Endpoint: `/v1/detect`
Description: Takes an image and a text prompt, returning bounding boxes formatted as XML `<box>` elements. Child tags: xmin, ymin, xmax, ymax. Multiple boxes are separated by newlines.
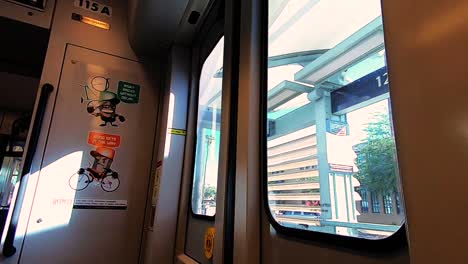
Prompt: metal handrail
<box><xmin>2</xmin><ymin>83</ymin><xmax>53</xmax><ymax>257</ymax></box>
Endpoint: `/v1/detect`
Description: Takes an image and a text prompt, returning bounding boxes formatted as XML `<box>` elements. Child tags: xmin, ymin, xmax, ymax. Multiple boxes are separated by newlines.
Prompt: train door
<box><xmin>231</xmin><ymin>0</ymin><xmax>467</xmax><ymax>263</ymax></box>
<box><xmin>258</xmin><ymin>0</ymin><xmax>410</xmax><ymax>262</ymax></box>
<box><xmin>171</xmin><ymin>1</ymin><xmax>233</xmax><ymax>263</ymax></box>
<box><xmin>229</xmin><ymin>0</ymin><xmax>411</xmax><ymax>262</ymax></box>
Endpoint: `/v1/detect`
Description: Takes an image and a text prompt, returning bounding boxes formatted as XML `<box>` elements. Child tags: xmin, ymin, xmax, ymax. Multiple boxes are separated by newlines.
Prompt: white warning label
<box><xmin>73</xmin><ymin>199</ymin><xmax>127</xmax><ymax>210</ymax></box>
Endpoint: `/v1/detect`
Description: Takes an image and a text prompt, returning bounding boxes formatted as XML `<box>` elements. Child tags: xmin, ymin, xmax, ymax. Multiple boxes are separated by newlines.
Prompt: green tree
<box><xmin>355</xmin><ymin>113</ymin><xmax>398</xmax><ymax>194</ymax></box>
<box><xmin>204</xmin><ymin>186</ymin><xmax>216</xmax><ymax>200</ymax></box>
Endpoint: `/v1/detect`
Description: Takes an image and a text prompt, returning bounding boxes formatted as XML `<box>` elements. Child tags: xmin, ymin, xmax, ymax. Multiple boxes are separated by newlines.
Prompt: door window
<box><xmin>191</xmin><ymin>37</ymin><xmax>224</xmax><ymax>217</ymax></box>
<box><xmin>265</xmin><ymin>0</ymin><xmax>405</xmax><ymax>239</ymax></box>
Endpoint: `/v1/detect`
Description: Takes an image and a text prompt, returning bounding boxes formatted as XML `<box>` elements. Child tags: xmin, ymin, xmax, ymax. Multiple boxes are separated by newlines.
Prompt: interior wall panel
<box><xmin>382</xmin><ymin>0</ymin><xmax>468</xmax><ymax>263</ymax></box>
<box><xmin>0</xmin><ymin>1</ymin><xmax>162</xmax><ymax>263</ymax></box>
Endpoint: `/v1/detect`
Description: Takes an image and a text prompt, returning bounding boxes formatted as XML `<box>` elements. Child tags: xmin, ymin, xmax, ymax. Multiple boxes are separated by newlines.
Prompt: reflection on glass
<box><xmin>191</xmin><ymin>37</ymin><xmax>224</xmax><ymax>217</ymax></box>
<box><xmin>266</xmin><ymin>0</ymin><xmax>405</xmax><ymax>239</ymax></box>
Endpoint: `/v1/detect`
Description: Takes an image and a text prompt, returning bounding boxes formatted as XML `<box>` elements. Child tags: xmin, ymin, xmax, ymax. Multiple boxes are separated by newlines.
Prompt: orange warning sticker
<box><xmin>88</xmin><ymin>131</ymin><xmax>121</xmax><ymax>148</ymax></box>
<box><xmin>204</xmin><ymin>227</ymin><xmax>215</xmax><ymax>259</ymax></box>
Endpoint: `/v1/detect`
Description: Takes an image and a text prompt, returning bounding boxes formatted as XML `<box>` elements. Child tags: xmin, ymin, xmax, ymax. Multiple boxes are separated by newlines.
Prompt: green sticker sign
<box><xmin>118</xmin><ymin>81</ymin><xmax>140</xmax><ymax>104</ymax></box>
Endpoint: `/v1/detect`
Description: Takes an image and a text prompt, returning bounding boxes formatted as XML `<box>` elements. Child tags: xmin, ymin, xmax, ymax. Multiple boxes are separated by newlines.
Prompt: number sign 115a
<box><xmin>74</xmin><ymin>0</ymin><xmax>112</xmax><ymax>17</ymax></box>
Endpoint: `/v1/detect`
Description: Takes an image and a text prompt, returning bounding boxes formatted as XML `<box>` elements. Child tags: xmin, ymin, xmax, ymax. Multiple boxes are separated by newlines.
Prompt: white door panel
<box><xmin>20</xmin><ymin>45</ymin><xmax>158</xmax><ymax>264</ymax></box>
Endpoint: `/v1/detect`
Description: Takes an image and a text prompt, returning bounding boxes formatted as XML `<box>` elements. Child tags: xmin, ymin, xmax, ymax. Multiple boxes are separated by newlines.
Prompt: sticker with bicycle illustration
<box><xmin>69</xmin><ymin>132</ymin><xmax>121</xmax><ymax>192</ymax></box>
<box><xmin>80</xmin><ymin>76</ymin><xmax>140</xmax><ymax>127</ymax></box>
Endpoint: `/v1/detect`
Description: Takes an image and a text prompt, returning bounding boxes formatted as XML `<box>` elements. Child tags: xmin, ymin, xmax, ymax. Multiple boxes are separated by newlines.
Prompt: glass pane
<box><xmin>360</xmin><ymin>189</ymin><xmax>369</xmax><ymax>213</ymax></box>
<box><xmin>383</xmin><ymin>195</ymin><xmax>393</xmax><ymax>214</ymax></box>
<box><xmin>0</xmin><ymin>157</ymin><xmax>22</xmax><ymax>206</ymax></box>
<box><xmin>266</xmin><ymin>0</ymin><xmax>405</xmax><ymax>239</ymax></box>
<box><xmin>191</xmin><ymin>37</ymin><xmax>224</xmax><ymax>217</ymax></box>
<box><xmin>372</xmin><ymin>192</ymin><xmax>381</xmax><ymax>213</ymax></box>
<box><xmin>395</xmin><ymin>192</ymin><xmax>402</xmax><ymax>214</ymax></box>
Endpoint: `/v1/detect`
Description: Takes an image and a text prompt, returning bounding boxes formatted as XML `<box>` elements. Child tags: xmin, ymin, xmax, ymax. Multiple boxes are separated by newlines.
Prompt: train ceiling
<box><xmin>128</xmin><ymin>0</ymin><xmax>214</xmax><ymax>57</ymax></box>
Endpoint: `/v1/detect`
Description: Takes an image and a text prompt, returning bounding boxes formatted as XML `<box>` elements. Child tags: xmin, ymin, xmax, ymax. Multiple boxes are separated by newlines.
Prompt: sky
<box><xmin>269</xmin><ymin>0</ymin><xmax>382</xmax><ymax>56</ymax></box>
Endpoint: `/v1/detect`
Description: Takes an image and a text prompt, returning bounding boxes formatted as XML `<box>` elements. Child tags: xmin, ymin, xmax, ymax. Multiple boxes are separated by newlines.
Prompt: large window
<box><xmin>191</xmin><ymin>37</ymin><xmax>224</xmax><ymax>217</ymax></box>
<box><xmin>265</xmin><ymin>0</ymin><xmax>405</xmax><ymax>239</ymax></box>
<box><xmin>360</xmin><ymin>189</ymin><xmax>369</xmax><ymax>213</ymax></box>
<box><xmin>383</xmin><ymin>194</ymin><xmax>393</xmax><ymax>214</ymax></box>
<box><xmin>395</xmin><ymin>192</ymin><xmax>402</xmax><ymax>214</ymax></box>
<box><xmin>371</xmin><ymin>192</ymin><xmax>381</xmax><ymax>213</ymax></box>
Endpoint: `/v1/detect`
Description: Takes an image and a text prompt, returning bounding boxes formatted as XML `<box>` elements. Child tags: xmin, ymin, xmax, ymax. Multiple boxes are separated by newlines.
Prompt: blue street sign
<box><xmin>331</xmin><ymin>66</ymin><xmax>389</xmax><ymax>113</ymax></box>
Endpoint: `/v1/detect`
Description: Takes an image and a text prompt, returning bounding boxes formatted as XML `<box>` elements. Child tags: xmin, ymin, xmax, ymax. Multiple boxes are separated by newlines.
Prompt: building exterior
<box><xmin>267</xmin><ymin>124</ymin><xmax>361</xmax><ymax>236</ymax></box>
<box><xmin>353</xmin><ymin>143</ymin><xmax>404</xmax><ymax>226</ymax></box>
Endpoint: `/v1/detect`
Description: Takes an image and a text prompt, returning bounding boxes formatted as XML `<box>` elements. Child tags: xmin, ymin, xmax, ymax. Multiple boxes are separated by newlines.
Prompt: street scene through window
<box><xmin>191</xmin><ymin>37</ymin><xmax>224</xmax><ymax>217</ymax></box>
<box><xmin>266</xmin><ymin>0</ymin><xmax>405</xmax><ymax>239</ymax></box>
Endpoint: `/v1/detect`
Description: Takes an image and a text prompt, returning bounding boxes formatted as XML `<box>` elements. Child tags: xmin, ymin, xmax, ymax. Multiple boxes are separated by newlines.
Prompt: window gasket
<box><xmin>259</xmin><ymin>0</ymin><xmax>407</xmax><ymax>253</ymax></box>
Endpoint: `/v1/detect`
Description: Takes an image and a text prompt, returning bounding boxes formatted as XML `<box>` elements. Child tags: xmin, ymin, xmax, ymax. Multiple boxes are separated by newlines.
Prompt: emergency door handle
<box><xmin>2</xmin><ymin>83</ymin><xmax>54</xmax><ymax>257</ymax></box>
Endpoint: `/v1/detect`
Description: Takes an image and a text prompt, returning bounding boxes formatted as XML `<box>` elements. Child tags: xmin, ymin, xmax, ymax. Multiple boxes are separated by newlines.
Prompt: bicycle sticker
<box><xmin>69</xmin><ymin>146</ymin><xmax>121</xmax><ymax>192</ymax></box>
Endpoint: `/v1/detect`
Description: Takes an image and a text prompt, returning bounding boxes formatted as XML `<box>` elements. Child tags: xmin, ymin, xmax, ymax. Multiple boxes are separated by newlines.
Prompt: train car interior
<box><xmin>0</xmin><ymin>0</ymin><xmax>466</xmax><ymax>263</ymax></box>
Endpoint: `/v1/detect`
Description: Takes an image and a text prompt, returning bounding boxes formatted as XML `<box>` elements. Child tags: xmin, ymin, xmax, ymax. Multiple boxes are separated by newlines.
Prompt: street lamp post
<box><xmin>201</xmin><ymin>134</ymin><xmax>215</xmax><ymax>215</ymax></box>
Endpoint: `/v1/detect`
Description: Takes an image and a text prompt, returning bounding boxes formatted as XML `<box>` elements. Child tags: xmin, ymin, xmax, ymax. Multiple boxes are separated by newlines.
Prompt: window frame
<box><xmin>259</xmin><ymin>0</ymin><xmax>407</xmax><ymax>252</ymax></box>
<box><xmin>188</xmin><ymin>25</ymin><xmax>225</xmax><ymax>221</ymax></box>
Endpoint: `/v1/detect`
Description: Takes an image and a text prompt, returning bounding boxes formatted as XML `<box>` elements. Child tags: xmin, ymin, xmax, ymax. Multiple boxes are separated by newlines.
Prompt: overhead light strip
<box><xmin>71</xmin><ymin>13</ymin><xmax>110</xmax><ymax>30</ymax></box>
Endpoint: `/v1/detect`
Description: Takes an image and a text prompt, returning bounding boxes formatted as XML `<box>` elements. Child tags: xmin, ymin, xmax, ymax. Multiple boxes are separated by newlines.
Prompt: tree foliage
<box><xmin>204</xmin><ymin>186</ymin><xmax>217</xmax><ymax>200</ymax></box>
<box><xmin>355</xmin><ymin>113</ymin><xmax>398</xmax><ymax>194</ymax></box>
